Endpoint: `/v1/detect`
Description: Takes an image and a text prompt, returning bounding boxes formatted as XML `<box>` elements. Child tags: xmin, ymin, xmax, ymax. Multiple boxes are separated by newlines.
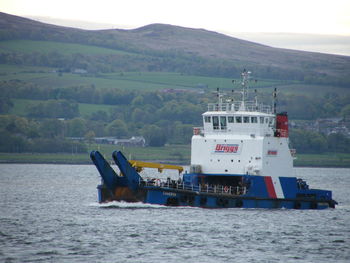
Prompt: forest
<box><xmin>1</xmin><ymin>80</ymin><xmax>350</xmax><ymax>154</ymax></box>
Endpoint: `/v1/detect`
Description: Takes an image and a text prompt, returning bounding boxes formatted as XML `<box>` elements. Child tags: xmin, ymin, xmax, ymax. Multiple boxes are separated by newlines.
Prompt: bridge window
<box><xmin>228</xmin><ymin>116</ymin><xmax>234</xmax><ymax>123</ymax></box>
<box><xmin>260</xmin><ymin>117</ymin><xmax>264</xmax><ymax>124</ymax></box>
<box><xmin>213</xmin><ymin>116</ymin><xmax>219</xmax><ymax>130</ymax></box>
<box><xmin>204</xmin><ymin>116</ymin><xmax>211</xmax><ymax>123</ymax></box>
<box><xmin>220</xmin><ymin>116</ymin><xmax>227</xmax><ymax>130</ymax></box>
<box><xmin>243</xmin><ymin>116</ymin><xmax>250</xmax><ymax>123</ymax></box>
<box><xmin>235</xmin><ymin>116</ymin><xmax>242</xmax><ymax>123</ymax></box>
<box><xmin>251</xmin><ymin>117</ymin><xmax>258</xmax><ymax>123</ymax></box>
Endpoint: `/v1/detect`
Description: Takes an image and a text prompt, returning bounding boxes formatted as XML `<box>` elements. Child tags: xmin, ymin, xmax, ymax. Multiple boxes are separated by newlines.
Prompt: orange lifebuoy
<box><xmin>224</xmin><ymin>186</ymin><xmax>229</xmax><ymax>193</ymax></box>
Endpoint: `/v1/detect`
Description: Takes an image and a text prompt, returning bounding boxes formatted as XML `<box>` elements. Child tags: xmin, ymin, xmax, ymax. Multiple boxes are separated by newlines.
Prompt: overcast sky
<box><xmin>2</xmin><ymin>0</ymin><xmax>350</xmax><ymax>55</ymax></box>
<box><xmin>2</xmin><ymin>0</ymin><xmax>350</xmax><ymax>34</ymax></box>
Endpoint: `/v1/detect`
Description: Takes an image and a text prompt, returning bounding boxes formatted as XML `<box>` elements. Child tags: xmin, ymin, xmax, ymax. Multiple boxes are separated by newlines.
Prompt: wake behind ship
<box><xmin>90</xmin><ymin>70</ymin><xmax>337</xmax><ymax>209</ymax></box>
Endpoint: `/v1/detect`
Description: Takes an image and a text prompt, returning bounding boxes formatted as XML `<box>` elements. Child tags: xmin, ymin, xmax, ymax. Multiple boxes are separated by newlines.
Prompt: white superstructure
<box><xmin>190</xmin><ymin>70</ymin><xmax>293</xmax><ymax>180</ymax></box>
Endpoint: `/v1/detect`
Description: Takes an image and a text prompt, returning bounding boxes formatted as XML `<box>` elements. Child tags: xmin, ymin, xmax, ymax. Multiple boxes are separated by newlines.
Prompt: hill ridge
<box><xmin>0</xmin><ymin>12</ymin><xmax>349</xmax><ymax>85</ymax></box>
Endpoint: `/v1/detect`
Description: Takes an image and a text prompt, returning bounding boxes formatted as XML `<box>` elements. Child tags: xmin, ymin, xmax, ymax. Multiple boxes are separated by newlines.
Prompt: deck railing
<box><xmin>207</xmin><ymin>102</ymin><xmax>272</xmax><ymax>114</ymax></box>
<box><xmin>140</xmin><ymin>180</ymin><xmax>247</xmax><ymax>196</ymax></box>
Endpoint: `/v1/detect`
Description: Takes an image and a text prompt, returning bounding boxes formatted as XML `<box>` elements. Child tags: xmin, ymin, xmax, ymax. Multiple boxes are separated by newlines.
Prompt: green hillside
<box><xmin>0</xmin><ymin>66</ymin><xmax>285</xmax><ymax>91</ymax></box>
<box><xmin>0</xmin><ymin>40</ymin><xmax>132</xmax><ymax>55</ymax></box>
<box><xmin>2</xmin><ymin>64</ymin><xmax>348</xmax><ymax>96</ymax></box>
<box><xmin>9</xmin><ymin>99</ymin><xmax>115</xmax><ymax>116</ymax></box>
<box><xmin>1</xmin><ymin>12</ymin><xmax>350</xmax><ymax>86</ymax></box>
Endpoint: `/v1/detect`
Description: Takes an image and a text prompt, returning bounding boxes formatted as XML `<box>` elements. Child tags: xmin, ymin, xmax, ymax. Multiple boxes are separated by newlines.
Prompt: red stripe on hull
<box><xmin>264</xmin><ymin>176</ymin><xmax>277</xmax><ymax>198</ymax></box>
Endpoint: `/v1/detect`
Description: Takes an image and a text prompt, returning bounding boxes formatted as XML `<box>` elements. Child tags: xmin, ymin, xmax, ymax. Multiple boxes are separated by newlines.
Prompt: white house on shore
<box><xmin>114</xmin><ymin>136</ymin><xmax>146</xmax><ymax>147</ymax></box>
<box><xmin>69</xmin><ymin>136</ymin><xmax>146</xmax><ymax>147</ymax></box>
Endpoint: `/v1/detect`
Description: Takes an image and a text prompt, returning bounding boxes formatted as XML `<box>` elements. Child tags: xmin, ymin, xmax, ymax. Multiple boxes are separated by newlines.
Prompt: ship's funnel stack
<box><xmin>276</xmin><ymin>112</ymin><xmax>289</xmax><ymax>138</ymax></box>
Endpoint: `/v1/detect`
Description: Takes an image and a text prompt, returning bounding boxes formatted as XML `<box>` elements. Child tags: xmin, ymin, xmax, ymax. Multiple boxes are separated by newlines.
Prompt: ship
<box><xmin>90</xmin><ymin>70</ymin><xmax>337</xmax><ymax>209</ymax></box>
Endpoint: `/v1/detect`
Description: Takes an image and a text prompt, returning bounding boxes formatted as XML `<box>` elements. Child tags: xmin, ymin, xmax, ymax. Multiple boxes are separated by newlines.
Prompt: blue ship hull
<box><xmin>91</xmin><ymin>150</ymin><xmax>337</xmax><ymax>209</ymax></box>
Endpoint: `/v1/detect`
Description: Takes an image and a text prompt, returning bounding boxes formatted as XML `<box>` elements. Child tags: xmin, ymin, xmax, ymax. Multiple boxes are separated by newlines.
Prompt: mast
<box><xmin>213</xmin><ymin>87</ymin><xmax>226</xmax><ymax>111</ymax></box>
<box><xmin>239</xmin><ymin>69</ymin><xmax>251</xmax><ymax>111</ymax></box>
<box><xmin>273</xmin><ymin>87</ymin><xmax>277</xmax><ymax>114</ymax></box>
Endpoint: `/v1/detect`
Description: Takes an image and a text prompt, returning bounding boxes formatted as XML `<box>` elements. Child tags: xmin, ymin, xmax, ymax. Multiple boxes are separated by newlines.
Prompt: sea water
<box><xmin>0</xmin><ymin>164</ymin><xmax>349</xmax><ymax>263</ymax></box>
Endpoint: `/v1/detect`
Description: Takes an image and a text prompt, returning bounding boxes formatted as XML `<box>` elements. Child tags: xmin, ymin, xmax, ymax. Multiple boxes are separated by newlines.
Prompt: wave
<box><xmin>90</xmin><ymin>201</ymin><xmax>168</xmax><ymax>209</ymax></box>
<box><xmin>89</xmin><ymin>201</ymin><xmax>202</xmax><ymax>210</ymax></box>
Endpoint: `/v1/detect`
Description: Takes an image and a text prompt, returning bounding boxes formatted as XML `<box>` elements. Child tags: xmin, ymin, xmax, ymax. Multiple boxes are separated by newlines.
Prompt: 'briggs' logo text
<box><xmin>267</xmin><ymin>150</ymin><xmax>277</xmax><ymax>156</ymax></box>
<box><xmin>215</xmin><ymin>144</ymin><xmax>239</xmax><ymax>153</ymax></box>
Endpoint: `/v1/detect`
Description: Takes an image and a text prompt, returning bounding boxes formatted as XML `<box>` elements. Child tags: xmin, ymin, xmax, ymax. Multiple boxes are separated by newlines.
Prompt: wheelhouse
<box><xmin>202</xmin><ymin>111</ymin><xmax>275</xmax><ymax>136</ymax></box>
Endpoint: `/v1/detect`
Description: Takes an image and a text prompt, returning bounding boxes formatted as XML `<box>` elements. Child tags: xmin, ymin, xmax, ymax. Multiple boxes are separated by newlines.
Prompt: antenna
<box><xmin>273</xmin><ymin>88</ymin><xmax>277</xmax><ymax>114</ymax></box>
<box><xmin>211</xmin><ymin>88</ymin><xmax>219</xmax><ymax>100</ymax></box>
<box><xmin>239</xmin><ymin>69</ymin><xmax>251</xmax><ymax>111</ymax></box>
<box><xmin>216</xmin><ymin>87</ymin><xmax>220</xmax><ymax>105</ymax></box>
<box><xmin>231</xmin><ymin>70</ymin><xmax>261</xmax><ymax>112</ymax></box>
<box><xmin>212</xmin><ymin>87</ymin><xmax>225</xmax><ymax>110</ymax></box>
<box><xmin>231</xmin><ymin>79</ymin><xmax>236</xmax><ymax>100</ymax></box>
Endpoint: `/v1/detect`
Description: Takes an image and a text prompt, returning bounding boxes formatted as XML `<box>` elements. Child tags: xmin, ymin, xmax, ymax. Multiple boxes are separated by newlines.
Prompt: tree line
<box><xmin>1</xmin><ymin>80</ymin><xmax>350</xmax><ymax>153</ymax></box>
<box><xmin>0</xmin><ymin>115</ymin><xmax>87</xmax><ymax>153</ymax></box>
<box><xmin>289</xmin><ymin>129</ymin><xmax>350</xmax><ymax>154</ymax></box>
<box><xmin>2</xmin><ymin>80</ymin><xmax>350</xmax><ymax>120</ymax></box>
<box><xmin>1</xmin><ymin>114</ymin><xmax>350</xmax><ymax>154</ymax></box>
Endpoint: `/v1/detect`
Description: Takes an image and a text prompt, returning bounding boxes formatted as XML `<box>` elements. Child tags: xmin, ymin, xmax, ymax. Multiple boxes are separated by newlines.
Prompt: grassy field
<box><xmin>8</xmin><ymin>99</ymin><xmax>36</xmax><ymax>115</ymax></box>
<box><xmin>294</xmin><ymin>153</ymin><xmax>350</xmax><ymax>167</ymax></box>
<box><xmin>78</xmin><ymin>103</ymin><xmax>116</xmax><ymax>116</ymax></box>
<box><xmin>0</xmin><ymin>40</ymin><xmax>133</xmax><ymax>56</ymax></box>
<box><xmin>0</xmin><ymin>64</ymin><xmax>54</xmax><ymax>74</ymax></box>
<box><xmin>1</xmin><ymin>145</ymin><xmax>349</xmax><ymax>168</ymax></box>
<box><xmin>9</xmin><ymin>99</ymin><xmax>117</xmax><ymax>116</ymax></box>
<box><xmin>0</xmin><ymin>144</ymin><xmax>191</xmax><ymax>165</ymax></box>
<box><xmin>1</xmin><ymin>61</ymin><xmax>348</xmax><ymax>96</ymax></box>
<box><xmin>3</xmin><ymin>69</ymin><xmax>289</xmax><ymax>117</ymax></box>
<box><xmin>104</xmin><ymin>72</ymin><xmax>282</xmax><ymax>90</ymax></box>
<box><xmin>0</xmin><ymin>65</ymin><xmax>284</xmax><ymax>91</ymax></box>
<box><xmin>271</xmin><ymin>84</ymin><xmax>350</xmax><ymax>97</ymax></box>
<box><xmin>2</xmin><ymin>38</ymin><xmax>277</xmax><ymax>92</ymax></box>
<box><xmin>1</xmin><ymin>70</ymin><xmax>228</xmax><ymax>91</ymax></box>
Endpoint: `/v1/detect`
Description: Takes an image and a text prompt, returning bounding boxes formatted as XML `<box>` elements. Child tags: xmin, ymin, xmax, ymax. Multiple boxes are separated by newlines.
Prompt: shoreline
<box><xmin>0</xmin><ymin>151</ymin><xmax>349</xmax><ymax>168</ymax></box>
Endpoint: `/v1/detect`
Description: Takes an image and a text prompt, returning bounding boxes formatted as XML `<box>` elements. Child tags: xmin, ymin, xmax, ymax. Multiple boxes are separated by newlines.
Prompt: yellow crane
<box><xmin>129</xmin><ymin>160</ymin><xmax>183</xmax><ymax>174</ymax></box>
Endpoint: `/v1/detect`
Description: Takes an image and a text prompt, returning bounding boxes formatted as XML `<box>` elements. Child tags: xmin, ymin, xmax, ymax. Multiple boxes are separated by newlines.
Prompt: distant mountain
<box><xmin>232</xmin><ymin>32</ymin><xmax>350</xmax><ymax>56</ymax></box>
<box><xmin>0</xmin><ymin>12</ymin><xmax>349</xmax><ymax>86</ymax></box>
<box><xmin>109</xmin><ymin>24</ymin><xmax>349</xmax><ymax>75</ymax></box>
<box><xmin>26</xmin><ymin>15</ymin><xmax>350</xmax><ymax>56</ymax></box>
